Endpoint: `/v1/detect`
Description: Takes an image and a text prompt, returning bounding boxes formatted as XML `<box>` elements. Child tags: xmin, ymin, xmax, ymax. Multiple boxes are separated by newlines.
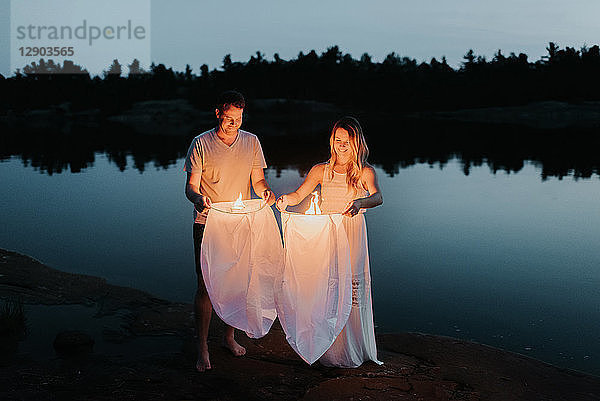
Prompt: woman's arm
<box><xmin>343</xmin><ymin>166</ymin><xmax>383</xmax><ymax>216</ymax></box>
<box><xmin>276</xmin><ymin>164</ymin><xmax>324</xmax><ymax>210</ymax></box>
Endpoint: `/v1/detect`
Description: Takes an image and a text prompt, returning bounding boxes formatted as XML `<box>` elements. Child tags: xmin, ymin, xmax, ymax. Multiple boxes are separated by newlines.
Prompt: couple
<box><xmin>184</xmin><ymin>91</ymin><xmax>383</xmax><ymax>372</ymax></box>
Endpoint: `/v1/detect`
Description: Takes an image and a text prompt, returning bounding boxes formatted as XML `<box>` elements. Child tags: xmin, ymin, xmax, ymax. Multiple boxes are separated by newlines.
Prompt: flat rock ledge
<box><xmin>1</xmin><ymin>248</ymin><xmax>598</xmax><ymax>400</ymax></box>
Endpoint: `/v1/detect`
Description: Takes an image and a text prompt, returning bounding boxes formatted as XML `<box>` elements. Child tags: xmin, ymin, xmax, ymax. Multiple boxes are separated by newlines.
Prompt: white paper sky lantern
<box><xmin>276</xmin><ymin>210</ymin><xmax>353</xmax><ymax>364</ymax></box>
<box><xmin>201</xmin><ymin>198</ymin><xmax>282</xmax><ymax>338</ymax></box>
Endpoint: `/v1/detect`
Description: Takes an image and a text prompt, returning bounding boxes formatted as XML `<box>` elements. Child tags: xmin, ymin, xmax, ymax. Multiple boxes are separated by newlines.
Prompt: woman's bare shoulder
<box><xmin>309</xmin><ymin>162</ymin><xmax>328</xmax><ymax>175</ymax></box>
<box><xmin>361</xmin><ymin>164</ymin><xmax>377</xmax><ymax>177</ymax></box>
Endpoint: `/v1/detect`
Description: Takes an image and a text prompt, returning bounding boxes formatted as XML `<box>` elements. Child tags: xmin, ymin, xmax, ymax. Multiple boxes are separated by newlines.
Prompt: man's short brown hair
<box><xmin>216</xmin><ymin>90</ymin><xmax>245</xmax><ymax>112</ymax></box>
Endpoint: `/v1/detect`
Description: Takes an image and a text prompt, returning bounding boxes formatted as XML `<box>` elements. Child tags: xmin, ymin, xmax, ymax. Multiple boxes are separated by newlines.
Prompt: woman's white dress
<box><xmin>318</xmin><ymin>164</ymin><xmax>382</xmax><ymax>367</ymax></box>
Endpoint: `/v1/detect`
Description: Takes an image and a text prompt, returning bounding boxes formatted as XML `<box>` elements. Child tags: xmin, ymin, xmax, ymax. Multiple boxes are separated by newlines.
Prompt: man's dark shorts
<box><xmin>193</xmin><ymin>223</ymin><xmax>205</xmax><ymax>275</ymax></box>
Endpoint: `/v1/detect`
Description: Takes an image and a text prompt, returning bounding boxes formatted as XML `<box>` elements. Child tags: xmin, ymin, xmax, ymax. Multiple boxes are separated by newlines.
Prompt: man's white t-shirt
<box><xmin>184</xmin><ymin>128</ymin><xmax>267</xmax><ymax>224</ymax></box>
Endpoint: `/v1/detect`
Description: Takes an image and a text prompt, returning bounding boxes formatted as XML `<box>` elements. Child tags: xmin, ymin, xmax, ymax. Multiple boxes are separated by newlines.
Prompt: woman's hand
<box><xmin>343</xmin><ymin>199</ymin><xmax>362</xmax><ymax>217</ymax></box>
<box><xmin>276</xmin><ymin>195</ymin><xmax>290</xmax><ymax>211</ymax></box>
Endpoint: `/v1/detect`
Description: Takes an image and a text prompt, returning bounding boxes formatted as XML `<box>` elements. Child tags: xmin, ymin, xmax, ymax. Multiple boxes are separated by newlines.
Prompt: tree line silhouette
<box><xmin>1</xmin><ymin>42</ymin><xmax>599</xmax><ymax>115</ymax></box>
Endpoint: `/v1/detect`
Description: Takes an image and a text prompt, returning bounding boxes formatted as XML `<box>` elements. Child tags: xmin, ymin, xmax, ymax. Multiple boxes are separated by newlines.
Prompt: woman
<box><xmin>277</xmin><ymin>116</ymin><xmax>383</xmax><ymax>367</ymax></box>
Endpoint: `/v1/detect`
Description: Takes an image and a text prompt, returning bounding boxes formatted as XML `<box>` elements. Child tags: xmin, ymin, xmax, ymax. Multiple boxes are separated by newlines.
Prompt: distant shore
<box><xmin>2</xmin><ymin>99</ymin><xmax>600</xmax><ymax>136</ymax></box>
<box><xmin>418</xmin><ymin>100</ymin><xmax>600</xmax><ymax>130</ymax></box>
<box><xmin>1</xmin><ymin>247</ymin><xmax>599</xmax><ymax>400</ymax></box>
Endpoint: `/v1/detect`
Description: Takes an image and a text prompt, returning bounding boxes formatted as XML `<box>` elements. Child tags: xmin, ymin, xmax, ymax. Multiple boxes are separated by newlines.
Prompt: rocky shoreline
<box><xmin>1</xmin><ymin>248</ymin><xmax>599</xmax><ymax>400</ymax></box>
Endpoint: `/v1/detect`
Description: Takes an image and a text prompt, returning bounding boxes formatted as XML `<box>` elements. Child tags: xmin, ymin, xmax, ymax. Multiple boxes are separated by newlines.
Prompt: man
<box><xmin>184</xmin><ymin>90</ymin><xmax>275</xmax><ymax>372</ymax></box>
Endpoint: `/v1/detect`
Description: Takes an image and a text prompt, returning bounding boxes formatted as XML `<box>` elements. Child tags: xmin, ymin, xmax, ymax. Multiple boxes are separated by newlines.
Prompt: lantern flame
<box><xmin>232</xmin><ymin>193</ymin><xmax>246</xmax><ymax>210</ymax></box>
<box><xmin>305</xmin><ymin>191</ymin><xmax>321</xmax><ymax>215</ymax></box>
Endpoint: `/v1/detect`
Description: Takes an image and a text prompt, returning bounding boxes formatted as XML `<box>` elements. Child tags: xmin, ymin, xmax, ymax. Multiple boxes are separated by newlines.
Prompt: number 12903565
<box><xmin>19</xmin><ymin>47</ymin><xmax>74</xmax><ymax>57</ymax></box>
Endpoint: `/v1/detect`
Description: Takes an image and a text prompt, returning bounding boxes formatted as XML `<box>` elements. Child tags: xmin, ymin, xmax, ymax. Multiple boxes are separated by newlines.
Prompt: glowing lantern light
<box><xmin>304</xmin><ymin>191</ymin><xmax>321</xmax><ymax>215</ymax></box>
<box><xmin>231</xmin><ymin>192</ymin><xmax>246</xmax><ymax>211</ymax></box>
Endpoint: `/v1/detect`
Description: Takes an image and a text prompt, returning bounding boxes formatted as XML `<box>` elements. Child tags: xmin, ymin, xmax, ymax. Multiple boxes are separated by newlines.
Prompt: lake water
<box><xmin>1</xmin><ymin>146</ymin><xmax>599</xmax><ymax>376</ymax></box>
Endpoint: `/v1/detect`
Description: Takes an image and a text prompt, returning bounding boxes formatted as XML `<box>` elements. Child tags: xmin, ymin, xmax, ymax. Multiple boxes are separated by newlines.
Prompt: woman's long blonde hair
<box><xmin>328</xmin><ymin>116</ymin><xmax>369</xmax><ymax>192</ymax></box>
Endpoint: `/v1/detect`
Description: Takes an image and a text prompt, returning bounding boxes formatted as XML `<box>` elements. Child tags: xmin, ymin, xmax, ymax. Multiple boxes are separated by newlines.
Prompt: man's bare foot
<box><xmin>196</xmin><ymin>344</ymin><xmax>211</xmax><ymax>372</ymax></box>
<box><xmin>223</xmin><ymin>337</ymin><xmax>246</xmax><ymax>357</ymax></box>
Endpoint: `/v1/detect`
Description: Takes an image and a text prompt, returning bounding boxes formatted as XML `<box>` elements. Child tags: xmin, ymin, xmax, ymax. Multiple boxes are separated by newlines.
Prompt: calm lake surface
<box><xmin>1</xmin><ymin>145</ymin><xmax>599</xmax><ymax>376</ymax></box>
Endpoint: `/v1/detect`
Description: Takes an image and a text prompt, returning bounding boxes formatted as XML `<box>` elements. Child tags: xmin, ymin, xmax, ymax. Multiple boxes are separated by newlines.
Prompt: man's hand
<box><xmin>194</xmin><ymin>195</ymin><xmax>212</xmax><ymax>212</ymax></box>
<box><xmin>261</xmin><ymin>189</ymin><xmax>275</xmax><ymax>206</ymax></box>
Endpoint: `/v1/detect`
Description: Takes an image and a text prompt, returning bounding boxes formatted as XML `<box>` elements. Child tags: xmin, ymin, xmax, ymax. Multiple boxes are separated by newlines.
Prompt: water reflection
<box><xmin>362</xmin><ymin>117</ymin><xmax>600</xmax><ymax>180</ymax></box>
<box><xmin>2</xmin><ymin>118</ymin><xmax>600</xmax><ymax>180</ymax></box>
<box><xmin>0</xmin><ymin>122</ymin><xmax>189</xmax><ymax>175</ymax></box>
